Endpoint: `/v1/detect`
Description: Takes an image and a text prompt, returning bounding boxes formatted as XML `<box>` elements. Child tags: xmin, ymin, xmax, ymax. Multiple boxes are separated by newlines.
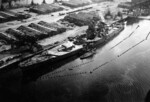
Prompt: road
<box><xmin>0</xmin><ymin>3</ymin><xmax>97</xmax><ymax>31</ymax></box>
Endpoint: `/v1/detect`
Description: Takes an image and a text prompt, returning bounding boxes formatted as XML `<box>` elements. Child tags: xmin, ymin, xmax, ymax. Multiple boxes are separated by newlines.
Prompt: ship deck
<box><xmin>48</xmin><ymin>41</ymin><xmax>83</xmax><ymax>56</ymax></box>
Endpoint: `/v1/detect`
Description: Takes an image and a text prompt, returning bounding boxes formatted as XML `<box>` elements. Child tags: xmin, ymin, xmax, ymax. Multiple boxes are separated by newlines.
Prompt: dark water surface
<box><xmin>1</xmin><ymin>18</ymin><xmax>150</xmax><ymax>102</ymax></box>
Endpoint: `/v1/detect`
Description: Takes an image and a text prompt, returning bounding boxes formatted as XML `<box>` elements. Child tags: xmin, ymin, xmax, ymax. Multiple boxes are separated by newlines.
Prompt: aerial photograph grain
<box><xmin>0</xmin><ymin>0</ymin><xmax>150</xmax><ymax>102</ymax></box>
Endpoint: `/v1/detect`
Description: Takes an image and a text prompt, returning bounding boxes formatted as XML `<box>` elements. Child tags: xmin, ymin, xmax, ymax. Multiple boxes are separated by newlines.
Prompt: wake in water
<box><xmin>40</xmin><ymin>28</ymin><xmax>150</xmax><ymax>79</ymax></box>
<box><xmin>118</xmin><ymin>31</ymin><xmax>150</xmax><ymax>57</ymax></box>
<box><xmin>110</xmin><ymin>25</ymin><xmax>140</xmax><ymax>50</ymax></box>
<box><xmin>90</xmin><ymin>30</ymin><xmax>150</xmax><ymax>73</ymax></box>
<box><xmin>40</xmin><ymin>60</ymin><xmax>94</xmax><ymax>79</ymax></box>
<box><xmin>41</xmin><ymin>71</ymin><xmax>87</xmax><ymax>80</ymax></box>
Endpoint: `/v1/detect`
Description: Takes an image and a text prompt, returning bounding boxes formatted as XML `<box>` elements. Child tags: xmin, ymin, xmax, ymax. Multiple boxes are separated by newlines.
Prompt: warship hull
<box><xmin>19</xmin><ymin>41</ymin><xmax>83</xmax><ymax>71</ymax></box>
<box><xmin>85</xmin><ymin>23</ymin><xmax>124</xmax><ymax>48</ymax></box>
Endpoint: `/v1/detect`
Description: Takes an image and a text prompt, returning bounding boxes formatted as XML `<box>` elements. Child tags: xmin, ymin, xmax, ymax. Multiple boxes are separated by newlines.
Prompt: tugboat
<box><xmin>80</xmin><ymin>48</ymin><xmax>96</xmax><ymax>59</ymax></box>
<box><xmin>19</xmin><ymin>40</ymin><xmax>83</xmax><ymax>70</ymax></box>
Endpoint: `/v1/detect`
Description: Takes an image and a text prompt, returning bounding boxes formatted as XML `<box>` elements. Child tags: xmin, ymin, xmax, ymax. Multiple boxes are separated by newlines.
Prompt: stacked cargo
<box><xmin>30</xmin><ymin>4</ymin><xmax>63</xmax><ymax>14</ymax></box>
<box><xmin>49</xmin><ymin>22</ymin><xmax>66</xmax><ymax>30</ymax></box>
<box><xmin>5</xmin><ymin>28</ymin><xmax>25</xmax><ymax>40</ymax></box>
<box><xmin>38</xmin><ymin>21</ymin><xmax>66</xmax><ymax>35</ymax></box>
<box><xmin>4</xmin><ymin>10</ymin><xmax>19</xmax><ymax>17</ymax></box>
<box><xmin>0</xmin><ymin>32</ymin><xmax>18</xmax><ymax>44</ymax></box>
<box><xmin>0</xmin><ymin>11</ymin><xmax>16</xmax><ymax>18</ymax></box>
<box><xmin>0</xmin><ymin>11</ymin><xmax>31</xmax><ymax>23</ymax></box>
<box><xmin>62</xmin><ymin>0</ymin><xmax>91</xmax><ymax>8</ymax></box>
<box><xmin>91</xmin><ymin>0</ymin><xmax>105</xmax><ymax>3</ymax></box>
<box><xmin>4</xmin><ymin>28</ymin><xmax>33</xmax><ymax>45</ymax></box>
<box><xmin>28</xmin><ymin>23</ymin><xmax>55</xmax><ymax>37</ymax></box>
<box><xmin>0</xmin><ymin>20</ymin><xmax>68</xmax><ymax>46</ymax></box>
<box><xmin>0</xmin><ymin>11</ymin><xmax>15</xmax><ymax>23</ymax></box>
<box><xmin>17</xmin><ymin>26</ymin><xmax>41</xmax><ymax>41</ymax></box>
<box><xmin>6</xmin><ymin>10</ymin><xmax>31</xmax><ymax>19</ymax></box>
<box><xmin>63</xmin><ymin>11</ymin><xmax>100</xmax><ymax>26</ymax></box>
<box><xmin>0</xmin><ymin>15</ymin><xmax>6</xmax><ymax>23</ymax></box>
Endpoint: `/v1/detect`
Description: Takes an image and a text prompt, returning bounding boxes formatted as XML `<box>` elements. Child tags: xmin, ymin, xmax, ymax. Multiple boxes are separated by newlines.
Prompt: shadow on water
<box><xmin>0</xmin><ymin>68</ymin><xmax>24</xmax><ymax>102</ymax></box>
<box><xmin>37</xmin><ymin>82</ymin><xmax>78</xmax><ymax>102</ymax></box>
<box><xmin>79</xmin><ymin>82</ymin><xmax>109</xmax><ymax>102</ymax></box>
<box><xmin>0</xmin><ymin>55</ymin><xmax>82</xmax><ymax>102</ymax></box>
<box><xmin>22</xmin><ymin>55</ymin><xmax>80</xmax><ymax>83</ymax></box>
<box><xmin>145</xmin><ymin>90</ymin><xmax>150</xmax><ymax>102</ymax></box>
<box><xmin>40</xmin><ymin>82</ymin><xmax>109</xmax><ymax>102</ymax></box>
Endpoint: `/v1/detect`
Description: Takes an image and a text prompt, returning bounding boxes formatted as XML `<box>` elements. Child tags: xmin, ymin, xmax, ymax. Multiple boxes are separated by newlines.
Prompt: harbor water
<box><xmin>1</xmin><ymin>18</ymin><xmax>150</xmax><ymax>102</ymax></box>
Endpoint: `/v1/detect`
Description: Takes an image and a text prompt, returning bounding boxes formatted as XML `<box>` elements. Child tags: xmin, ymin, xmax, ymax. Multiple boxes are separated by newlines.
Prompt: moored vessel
<box><xmin>19</xmin><ymin>40</ymin><xmax>83</xmax><ymax>70</ymax></box>
<box><xmin>80</xmin><ymin>49</ymin><xmax>96</xmax><ymax>59</ymax></box>
<box><xmin>83</xmin><ymin>21</ymin><xmax>125</xmax><ymax>48</ymax></box>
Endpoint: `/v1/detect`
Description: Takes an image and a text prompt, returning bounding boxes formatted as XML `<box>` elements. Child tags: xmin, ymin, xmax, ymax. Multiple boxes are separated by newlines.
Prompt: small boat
<box><xmin>80</xmin><ymin>49</ymin><xmax>96</xmax><ymax>59</ymax></box>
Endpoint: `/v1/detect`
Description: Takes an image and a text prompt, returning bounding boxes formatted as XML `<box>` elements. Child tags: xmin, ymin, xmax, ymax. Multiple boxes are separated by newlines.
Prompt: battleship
<box><xmin>19</xmin><ymin>40</ymin><xmax>83</xmax><ymax>70</ymax></box>
<box><xmin>83</xmin><ymin>22</ymin><xmax>125</xmax><ymax>47</ymax></box>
